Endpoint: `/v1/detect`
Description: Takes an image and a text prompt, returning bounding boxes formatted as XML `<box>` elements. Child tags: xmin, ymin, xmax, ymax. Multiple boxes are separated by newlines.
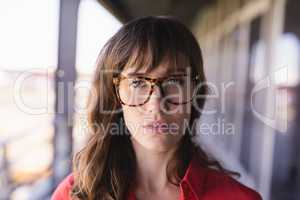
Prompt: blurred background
<box><xmin>0</xmin><ymin>0</ymin><xmax>299</xmax><ymax>199</ymax></box>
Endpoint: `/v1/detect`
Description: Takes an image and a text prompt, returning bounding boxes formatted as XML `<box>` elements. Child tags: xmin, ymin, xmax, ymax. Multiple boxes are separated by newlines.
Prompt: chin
<box><xmin>145</xmin><ymin>144</ymin><xmax>175</xmax><ymax>152</ymax></box>
<box><xmin>141</xmin><ymin>138</ymin><xmax>180</xmax><ymax>152</ymax></box>
<box><xmin>130</xmin><ymin>129</ymin><xmax>182</xmax><ymax>152</ymax></box>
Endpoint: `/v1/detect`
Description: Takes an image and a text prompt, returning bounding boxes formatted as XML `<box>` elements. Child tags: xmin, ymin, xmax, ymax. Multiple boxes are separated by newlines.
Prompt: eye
<box><xmin>166</xmin><ymin>78</ymin><xmax>184</xmax><ymax>85</ymax></box>
<box><xmin>129</xmin><ymin>78</ymin><xmax>147</xmax><ymax>88</ymax></box>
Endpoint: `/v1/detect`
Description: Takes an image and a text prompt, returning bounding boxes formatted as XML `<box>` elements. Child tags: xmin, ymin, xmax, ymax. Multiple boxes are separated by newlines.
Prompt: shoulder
<box><xmin>51</xmin><ymin>174</ymin><xmax>74</xmax><ymax>200</ymax></box>
<box><xmin>202</xmin><ymin>168</ymin><xmax>262</xmax><ymax>200</ymax></box>
<box><xmin>183</xmin><ymin>153</ymin><xmax>262</xmax><ymax>200</ymax></box>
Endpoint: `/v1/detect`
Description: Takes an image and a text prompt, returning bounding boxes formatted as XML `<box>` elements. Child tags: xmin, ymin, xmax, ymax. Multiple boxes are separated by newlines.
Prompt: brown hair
<box><xmin>70</xmin><ymin>16</ymin><xmax>237</xmax><ymax>200</ymax></box>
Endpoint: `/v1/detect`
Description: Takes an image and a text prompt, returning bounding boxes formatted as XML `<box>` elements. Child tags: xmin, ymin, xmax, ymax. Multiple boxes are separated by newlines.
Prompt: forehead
<box><xmin>121</xmin><ymin>63</ymin><xmax>188</xmax><ymax>77</ymax></box>
<box><xmin>121</xmin><ymin>53</ymin><xmax>190</xmax><ymax>77</ymax></box>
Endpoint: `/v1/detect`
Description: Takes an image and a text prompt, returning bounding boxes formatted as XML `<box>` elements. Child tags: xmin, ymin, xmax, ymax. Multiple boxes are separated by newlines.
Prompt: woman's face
<box><xmin>119</xmin><ymin>62</ymin><xmax>194</xmax><ymax>152</ymax></box>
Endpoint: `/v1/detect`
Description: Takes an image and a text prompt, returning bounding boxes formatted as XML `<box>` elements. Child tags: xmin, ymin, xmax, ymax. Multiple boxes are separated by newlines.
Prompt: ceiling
<box><xmin>98</xmin><ymin>0</ymin><xmax>300</xmax><ymax>39</ymax></box>
<box><xmin>97</xmin><ymin>0</ymin><xmax>214</xmax><ymax>26</ymax></box>
<box><xmin>284</xmin><ymin>0</ymin><xmax>300</xmax><ymax>38</ymax></box>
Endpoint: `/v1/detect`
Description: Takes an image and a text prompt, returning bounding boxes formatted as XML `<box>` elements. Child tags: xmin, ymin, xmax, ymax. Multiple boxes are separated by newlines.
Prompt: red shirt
<box><xmin>51</xmin><ymin>154</ymin><xmax>262</xmax><ymax>200</ymax></box>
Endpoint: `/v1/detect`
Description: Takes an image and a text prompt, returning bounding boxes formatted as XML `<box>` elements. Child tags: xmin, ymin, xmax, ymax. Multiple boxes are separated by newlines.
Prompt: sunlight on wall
<box><xmin>0</xmin><ymin>0</ymin><xmax>59</xmax><ymax>70</ymax></box>
<box><xmin>76</xmin><ymin>0</ymin><xmax>122</xmax><ymax>74</ymax></box>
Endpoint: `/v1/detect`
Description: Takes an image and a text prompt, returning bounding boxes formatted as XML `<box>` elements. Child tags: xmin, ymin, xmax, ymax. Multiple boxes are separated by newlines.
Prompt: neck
<box><xmin>131</xmin><ymin>139</ymin><xmax>178</xmax><ymax>194</ymax></box>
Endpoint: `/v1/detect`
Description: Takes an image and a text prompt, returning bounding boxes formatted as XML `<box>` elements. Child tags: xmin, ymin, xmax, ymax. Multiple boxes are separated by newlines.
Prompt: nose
<box><xmin>145</xmin><ymin>84</ymin><xmax>168</xmax><ymax>113</ymax></box>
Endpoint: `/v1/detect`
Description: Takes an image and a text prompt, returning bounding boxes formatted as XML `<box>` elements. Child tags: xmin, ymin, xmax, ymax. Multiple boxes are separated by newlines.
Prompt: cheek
<box><xmin>161</xmin><ymin>102</ymin><xmax>192</xmax><ymax>117</ymax></box>
<box><xmin>169</xmin><ymin>103</ymin><xmax>192</xmax><ymax>120</ymax></box>
<box><xmin>169</xmin><ymin>104</ymin><xmax>192</xmax><ymax>133</ymax></box>
<box><xmin>122</xmin><ymin>106</ymin><xmax>142</xmax><ymax>135</ymax></box>
<box><xmin>122</xmin><ymin>106</ymin><xmax>142</xmax><ymax>119</ymax></box>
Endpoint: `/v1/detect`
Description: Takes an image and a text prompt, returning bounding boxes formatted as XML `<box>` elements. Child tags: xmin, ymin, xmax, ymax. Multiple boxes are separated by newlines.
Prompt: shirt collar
<box><xmin>180</xmin><ymin>153</ymin><xmax>206</xmax><ymax>200</ymax></box>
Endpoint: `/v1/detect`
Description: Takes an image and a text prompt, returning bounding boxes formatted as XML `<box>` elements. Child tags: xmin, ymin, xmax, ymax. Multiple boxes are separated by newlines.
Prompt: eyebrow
<box><xmin>126</xmin><ymin>69</ymin><xmax>187</xmax><ymax>77</ymax></box>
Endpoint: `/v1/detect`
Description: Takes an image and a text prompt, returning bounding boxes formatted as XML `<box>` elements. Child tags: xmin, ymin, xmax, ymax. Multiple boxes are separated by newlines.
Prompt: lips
<box><xmin>143</xmin><ymin>120</ymin><xmax>170</xmax><ymax>133</ymax></box>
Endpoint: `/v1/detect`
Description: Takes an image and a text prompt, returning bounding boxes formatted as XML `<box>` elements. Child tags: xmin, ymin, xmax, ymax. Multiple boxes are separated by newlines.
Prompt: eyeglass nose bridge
<box><xmin>149</xmin><ymin>79</ymin><xmax>166</xmax><ymax>98</ymax></box>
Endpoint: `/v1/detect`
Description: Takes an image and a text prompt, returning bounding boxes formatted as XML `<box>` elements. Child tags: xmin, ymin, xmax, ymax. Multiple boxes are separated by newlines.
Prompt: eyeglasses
<box><xmin>113</xmin><ymin>74</ymin><xmax>199</xmax><ymax>107</ymax></box>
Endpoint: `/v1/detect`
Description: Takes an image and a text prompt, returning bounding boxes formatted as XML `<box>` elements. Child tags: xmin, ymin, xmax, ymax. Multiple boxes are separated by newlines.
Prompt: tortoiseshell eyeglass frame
<box><xmin>112</xmin><ymin>74</ymin><xmax>199</xmax><ymax>107</ymax></box>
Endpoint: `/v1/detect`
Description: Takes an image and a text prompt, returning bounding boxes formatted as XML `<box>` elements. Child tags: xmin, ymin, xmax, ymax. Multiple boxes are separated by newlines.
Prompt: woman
<box><xmin>51</xmin><ymin>16</ymin><xmax>262</xmax><ymax>200</ymax></box>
